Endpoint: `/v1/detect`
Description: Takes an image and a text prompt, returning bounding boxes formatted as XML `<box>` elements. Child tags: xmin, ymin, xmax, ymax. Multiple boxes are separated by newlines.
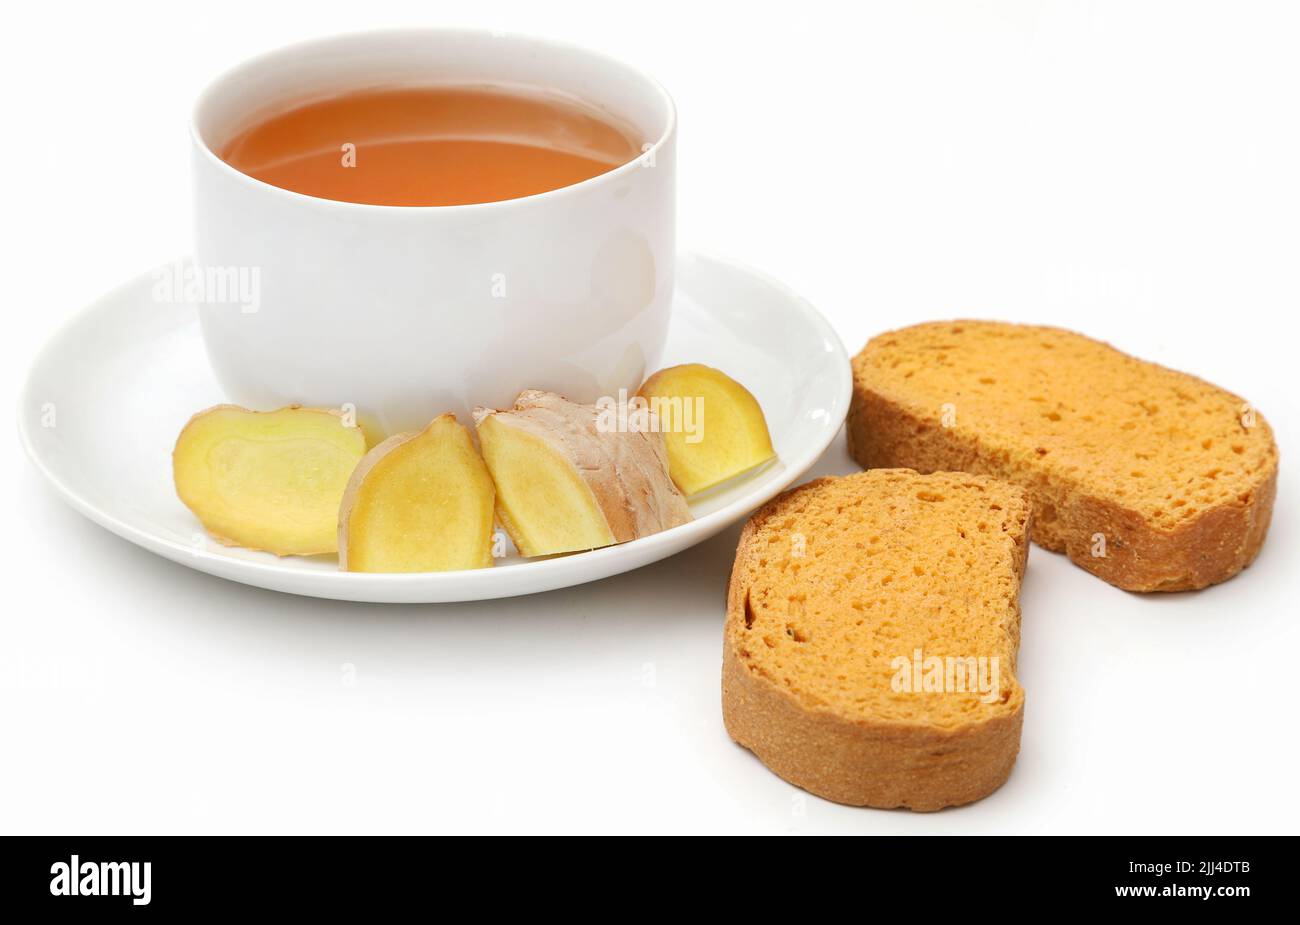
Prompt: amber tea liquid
<box><xmin>219</xmin><ymin>85</ymin><xmax>643</xmax><ymax>206</ymax></box>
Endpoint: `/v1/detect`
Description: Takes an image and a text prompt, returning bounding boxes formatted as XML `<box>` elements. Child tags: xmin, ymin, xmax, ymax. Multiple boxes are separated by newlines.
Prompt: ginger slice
<box><xmin>636</xmin><ymin>364</ymin><xmax>776</xmax><ymax>496</ymax></box>
<box><xmin>338</xmin><ymin>414</ymin><xmax>496</xmax><ymax>573</ymax></box>
<box><xmin>474</xmin><ymin>390</ymin><xmax>692</xmax><ymax>557</ymax></box>
<box><xmin>173</xmin><ymin>404</ymin><xmax>368</xmax><ymax>556</ymax></box>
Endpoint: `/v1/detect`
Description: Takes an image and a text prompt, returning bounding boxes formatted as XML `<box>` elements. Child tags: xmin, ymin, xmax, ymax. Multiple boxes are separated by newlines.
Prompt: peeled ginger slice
<box><xmin>172</xmin><ymin>404</ymin><xmax>368</xmax><ymax>556</ymax></box>
<box><xmin>338</xmin><ymin>413</ymin><xmax>496</xmax><ymax>573</ymax></box>
<box><xmin>636</xmin><ymin>364</ymin><xmax>776</xmax><ymax>496</ymax></box>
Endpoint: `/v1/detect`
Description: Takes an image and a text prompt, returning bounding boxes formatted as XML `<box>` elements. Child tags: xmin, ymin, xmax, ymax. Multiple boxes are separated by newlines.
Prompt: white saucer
<box><xmin>19</xmin><ymin>252</ymin><xmax>850</xmax><ymax>603</ymax></box>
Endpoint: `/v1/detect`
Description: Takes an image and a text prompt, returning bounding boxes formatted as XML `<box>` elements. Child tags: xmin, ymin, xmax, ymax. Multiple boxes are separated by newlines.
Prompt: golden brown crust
<box><xmin>722</xmin><ymin>646</ymin><xmax>1023</xmax><ymax>811</ymax></box>
<box><xmin>722</xmin><ymin>471</ymin><xmax>1030</xmax><ymax>811</ymax></box>
<box><xmin>848</xmin><ymin>322</ymin><xmax>1278</xmax><ymax>592</ymax></box>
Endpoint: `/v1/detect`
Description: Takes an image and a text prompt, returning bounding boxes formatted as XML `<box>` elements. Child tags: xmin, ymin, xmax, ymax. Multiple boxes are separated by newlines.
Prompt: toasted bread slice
<box><xmin>849</xmin><ymin>321</ymin><xmax>1278</xmax><ymax>592</ymax></box>
<box><xmin>723</xmin><ymin>469</ymin><xmax>1030</xmax><ymax>811</ymax></box>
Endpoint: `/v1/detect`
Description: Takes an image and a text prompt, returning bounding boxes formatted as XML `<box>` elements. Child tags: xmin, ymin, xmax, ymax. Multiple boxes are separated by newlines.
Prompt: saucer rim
<box><xmin>18</xmin><ymin>250</ymin><xmax>852</xmax><ymax>602</ymax></box>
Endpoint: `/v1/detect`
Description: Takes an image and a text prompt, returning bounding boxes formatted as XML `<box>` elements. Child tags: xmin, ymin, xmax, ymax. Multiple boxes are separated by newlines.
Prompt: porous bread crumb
<box><xmin>723</xmin><ymin>469</ymin><xmax>1030</xmax><ymax>811</ymax></box>
<box><xmin>849</xmin><ymin>321</ymin><xmax>1278</xmax><ymax>591</ymax></box>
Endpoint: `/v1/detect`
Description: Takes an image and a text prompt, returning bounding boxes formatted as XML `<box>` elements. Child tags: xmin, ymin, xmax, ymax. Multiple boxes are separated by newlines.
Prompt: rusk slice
<box><xmin>849</xmin><ymin>321</ymin><xmax>1278</xmax><ymax>592</ymax></box>
<box><xmin>723</xmin><ymin>470</ymin><xmax>1030</xmax><ymax>811</ymax></box>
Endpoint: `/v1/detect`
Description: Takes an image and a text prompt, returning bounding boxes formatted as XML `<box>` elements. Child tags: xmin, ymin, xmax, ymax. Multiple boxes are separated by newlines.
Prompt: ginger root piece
<box><xmin>338</xmin><ymin>414</ymin><xmax>496</xmax><ymax>573</ymax></box>
<box><xmin>474</xmin><ymin>390</ymin><xmax>692</xmax><ymax>557</ymax></box>
<box><xmin>636</xmin><ymin>364</ymin><xmax>776</xmax><ymax>496</ymax></box>
<box><xmin>173</xmin><ymin>404</ymin><xmax>368</xmax><ymax>556</ymax></box>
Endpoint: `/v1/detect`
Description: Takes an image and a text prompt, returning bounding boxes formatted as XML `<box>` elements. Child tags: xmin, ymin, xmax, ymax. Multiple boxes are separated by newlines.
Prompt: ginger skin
<box><xmin>475</xmin><ymin>390</ymin><xmax>692</xmax><ymax>557</ymax></box>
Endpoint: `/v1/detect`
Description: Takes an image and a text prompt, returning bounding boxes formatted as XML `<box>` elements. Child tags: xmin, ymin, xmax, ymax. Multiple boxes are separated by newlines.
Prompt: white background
<box><xmin>3</xmin><ymin>0</ymin><xmax>1298</xmax><ymax>834</ymax></box>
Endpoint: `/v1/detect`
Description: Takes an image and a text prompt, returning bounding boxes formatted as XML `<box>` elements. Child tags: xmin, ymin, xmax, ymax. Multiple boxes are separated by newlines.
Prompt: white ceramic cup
<box><xmin>191</xmin><ymin>29</ymin><xmax>675</xmax><ymax>435</ymax></box>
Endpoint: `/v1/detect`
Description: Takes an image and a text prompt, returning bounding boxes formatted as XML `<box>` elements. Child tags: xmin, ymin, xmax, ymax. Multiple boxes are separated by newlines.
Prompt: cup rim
<box><xmin>189</xmin><ymin>27</ymin><xmax>676</xmax><ymax>213</ymax></box>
